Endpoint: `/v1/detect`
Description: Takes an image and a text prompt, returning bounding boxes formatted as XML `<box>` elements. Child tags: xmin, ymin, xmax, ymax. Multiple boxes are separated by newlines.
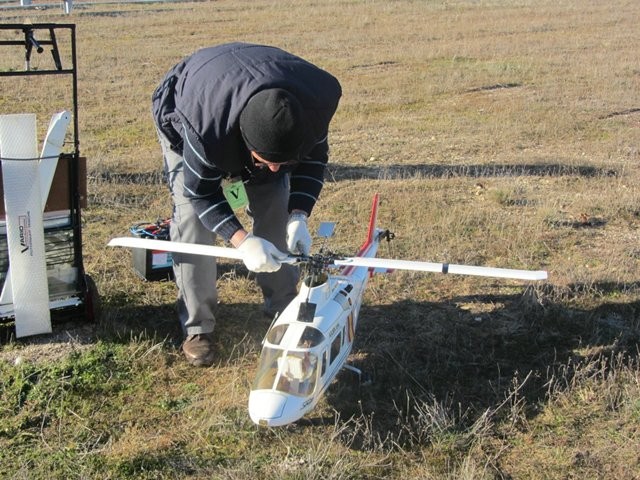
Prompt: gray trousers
<box><xmin>158</xmin><ymin>131</ymin><xmax>299</xmax><ymax>335</ymax></box>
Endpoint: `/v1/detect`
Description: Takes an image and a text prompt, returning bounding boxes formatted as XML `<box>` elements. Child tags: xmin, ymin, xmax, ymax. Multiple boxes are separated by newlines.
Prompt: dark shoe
<box><xmin>182</xmin><ymin>333</ymin><xmax>215</xmax><ymax>367</ymax></box>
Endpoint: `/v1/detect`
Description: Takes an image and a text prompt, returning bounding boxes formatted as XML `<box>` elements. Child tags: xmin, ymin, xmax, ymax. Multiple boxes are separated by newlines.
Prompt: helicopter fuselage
<box><xmin>248</xmin><ymin>228</ymin><xmax>382</xmax><ymax>427</ymax></box>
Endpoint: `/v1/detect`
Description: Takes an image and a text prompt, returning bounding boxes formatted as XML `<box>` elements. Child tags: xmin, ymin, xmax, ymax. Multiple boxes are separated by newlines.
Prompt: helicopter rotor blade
<box><xmin>333</xmin><ymin>256</ymin><xmax>547</xmax><ymax>281</ymax></box>
<box><xmin>107</xmin><ymin>237</ymin><xmax>246</xmax><ymax>260</ymax></box>
<box><xmin>107</xmin><ymin>236</ymin><xmax>305</xmax><ymax>265</ymax></box>
<box><xmin>108</xmin><ymin>237</ymin><xmax>547</xmax><ymax>280</ymax></box>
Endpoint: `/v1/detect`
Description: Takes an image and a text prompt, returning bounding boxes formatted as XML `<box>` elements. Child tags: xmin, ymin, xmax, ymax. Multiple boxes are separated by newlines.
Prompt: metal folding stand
<box><xmin>0</xmin><ymin>23</ymin><xmax>97</xmax><ymax>336</ymax></box>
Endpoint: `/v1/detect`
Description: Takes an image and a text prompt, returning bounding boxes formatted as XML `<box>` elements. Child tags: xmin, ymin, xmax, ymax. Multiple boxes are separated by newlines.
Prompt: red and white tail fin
<box><xmin>356</xmin><ymin>193</ymin><xmax>380</xmax><ymax>255</ymax></box>
<box><xmin>340</xmin><ymin>194</ymin><xmax>381</xmax><ymax>276</ymax></box>
<box><xmin>365</xmin><ymin>192</ymin><xmax>380</xmax><ymax>248</ymax></box>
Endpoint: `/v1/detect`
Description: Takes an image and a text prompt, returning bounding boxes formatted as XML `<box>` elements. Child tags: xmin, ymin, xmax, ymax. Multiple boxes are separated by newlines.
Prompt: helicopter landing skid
<box><xmin>343</xmin><ymin>364</ymin><xmax>373</xmax><ymax>387</ymax></box>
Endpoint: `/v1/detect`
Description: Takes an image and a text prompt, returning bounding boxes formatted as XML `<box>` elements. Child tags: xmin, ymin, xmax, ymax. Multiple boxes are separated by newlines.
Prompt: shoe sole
<box><xmin>184</xmin><ymin>353</ymin><xmax>215</xmax><ymax>367</ymax></box>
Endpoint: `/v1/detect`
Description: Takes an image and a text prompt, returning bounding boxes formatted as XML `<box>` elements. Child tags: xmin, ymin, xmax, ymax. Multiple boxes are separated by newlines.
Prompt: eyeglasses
<box><xmin>251</xmin><ymin>152</ymin><xmax>299</xmax><ymax>169</ymax></box>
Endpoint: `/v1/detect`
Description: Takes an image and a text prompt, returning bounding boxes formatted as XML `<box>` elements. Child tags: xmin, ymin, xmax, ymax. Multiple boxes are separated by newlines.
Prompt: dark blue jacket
<box><xmin>152</xmin><ymin>43</ymin><xmax>342</xmax><ymax>241</ymax></box>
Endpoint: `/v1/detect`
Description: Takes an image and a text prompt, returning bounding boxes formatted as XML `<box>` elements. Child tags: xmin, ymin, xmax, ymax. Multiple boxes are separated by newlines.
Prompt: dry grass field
<box><xmin>1</xmin><ymin>0</ymin><xmax>639</xmax><ymax>478</ymax></box>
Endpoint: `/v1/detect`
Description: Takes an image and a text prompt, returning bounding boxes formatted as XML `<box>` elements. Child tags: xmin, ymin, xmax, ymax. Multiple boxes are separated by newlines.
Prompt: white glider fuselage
<box><xmin>248</xmin><ymin>228</ymin><xmax>382</xmax><ymax>427</ymax></box>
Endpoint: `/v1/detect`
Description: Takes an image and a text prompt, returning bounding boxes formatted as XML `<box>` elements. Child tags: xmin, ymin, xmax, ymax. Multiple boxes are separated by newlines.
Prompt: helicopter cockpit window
<box><xmin>252</xmin><ymin>346</ymin><xmax>319</xmax><ymax>397</ymax></box>
<box><xmin>252</xmin><ymin>346</ymin><xmax>283</xmax><ymax>391</ymax></box>
<box><xmin>276</xmin><ymin>350</ymin><xmax>318</xmax><ymax>397</ymax></box>
<box><xmin>297</xmin><ymin>326</ymin><xmax>324</xmax><ymax>348</ymax></box>
<box><xmin>265</xmin><ymin>324</ymin><xmax>289</xmax><ymax>346</ymax></box>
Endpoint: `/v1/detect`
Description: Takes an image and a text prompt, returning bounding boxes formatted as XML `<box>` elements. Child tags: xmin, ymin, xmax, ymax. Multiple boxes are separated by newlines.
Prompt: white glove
<box><xmin>237</xmin><ymin>234</ymin><xmax>288</xmax><ymax>273</ymax></box>
<box><xmin>286</xmin><ymin>212</ymin><xmax>312</xmax><ymax>255</ymax></box>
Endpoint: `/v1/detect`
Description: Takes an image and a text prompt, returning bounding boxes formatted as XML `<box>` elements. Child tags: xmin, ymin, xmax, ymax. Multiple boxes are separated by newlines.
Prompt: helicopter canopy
<box><xmin>252</xmin><ymin>346</ymin><xmax>319</xmax><ymax>397</ymax></box>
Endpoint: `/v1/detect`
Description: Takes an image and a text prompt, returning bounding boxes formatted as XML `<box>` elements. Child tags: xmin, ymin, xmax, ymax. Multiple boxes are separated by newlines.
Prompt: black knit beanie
<box><xmin>240</xmin><ymin>88</ymin><xmax>306</xmax><ymax>163</ymax></box>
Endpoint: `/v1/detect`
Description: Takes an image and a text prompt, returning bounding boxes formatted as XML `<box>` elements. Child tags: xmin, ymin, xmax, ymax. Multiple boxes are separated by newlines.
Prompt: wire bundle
<box><xmin>129</xmin><ymin>219</ymin><xmax>171</xmax><ymax>240</ymax></box>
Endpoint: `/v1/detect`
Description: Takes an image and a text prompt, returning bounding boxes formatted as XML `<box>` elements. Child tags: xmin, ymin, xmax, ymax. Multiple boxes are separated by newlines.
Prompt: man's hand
<box><xmin>236</xmin><ymin>233</ymin><xmax>288</xmax><ymax>272</ymax></box>
<box><xmin>286</xmin><ymin>211</ymin><xmax>312</xmax><ymax>255</ymax></box>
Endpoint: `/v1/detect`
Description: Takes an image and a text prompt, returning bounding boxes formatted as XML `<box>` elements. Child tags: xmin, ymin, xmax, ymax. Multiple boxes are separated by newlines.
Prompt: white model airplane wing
<box><xmin>333</xmin><ymin>257</ymin><xmax>548</xmax><ymax>281</ymax></box>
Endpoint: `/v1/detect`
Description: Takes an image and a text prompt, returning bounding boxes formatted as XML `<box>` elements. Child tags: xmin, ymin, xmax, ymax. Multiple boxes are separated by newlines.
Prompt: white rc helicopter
<box><xmin>108</xmin><ymin>194</ymin><xmax>547</xmax><ymax>427</ymax></box>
